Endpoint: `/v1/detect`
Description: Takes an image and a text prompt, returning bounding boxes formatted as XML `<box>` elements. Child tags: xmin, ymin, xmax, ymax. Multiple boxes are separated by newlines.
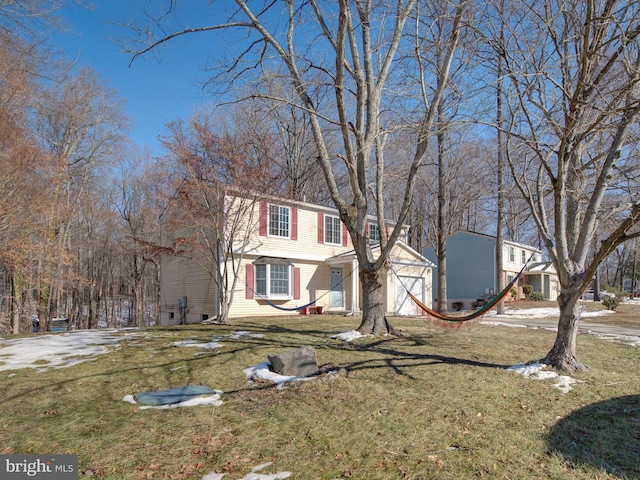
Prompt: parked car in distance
<box><xmin>583</xmin><ymin>289</ymin><xmax>613</xmax><ymax>300</ymax></box>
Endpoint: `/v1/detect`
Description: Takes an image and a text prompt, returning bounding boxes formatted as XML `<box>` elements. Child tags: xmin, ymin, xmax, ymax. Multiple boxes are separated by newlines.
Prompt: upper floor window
<box><xmin>521</xmin><ymin>250</ymin><xmax>527</xmax><ymax>264</ymax></box>
<box><xmin>368</xmin><ymin>223</ymin><xmax>380</xmax><ymax>242</ymax></box>
<box><xmin>509</xmin><ymin>246</ymin><xmax>515</xmax><ymax>263</ymax></box>
<box><xmin>269</xmin><ymin>205</ymin><xmax>289</xmax><ymax>238</ymax></box>
<box><xmin>325</xmin><ymin>215</ymin><xmax>342</xmax><ymax>245</ymax></box>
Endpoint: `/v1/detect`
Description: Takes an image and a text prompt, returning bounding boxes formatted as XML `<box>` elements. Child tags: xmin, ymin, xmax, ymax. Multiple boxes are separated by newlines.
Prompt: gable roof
<box><xmin>451</xmin><ymin>230</ymin><xmax>542</xmax><ymax>253</ymax></box>
<box><xmin>326</xmin><ymin>240</ymin><xmax>435</xmax><ymax>267</ymax></box>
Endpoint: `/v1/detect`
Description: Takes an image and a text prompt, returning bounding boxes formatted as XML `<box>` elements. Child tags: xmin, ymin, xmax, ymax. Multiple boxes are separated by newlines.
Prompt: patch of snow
<box><xmin>332</xmin><ymin>330</ymin><xmax>371</xmax><ymax>342</ymax></box>
<box><xmin>202</xmin><ymin>462</ymin><xmax>291</xmax><ymax>480</ymax></box>
<box><xmin>243</xmin><ymin>362</ymin><xmax>313</xmax><ymax>390</ymax></box>
<box><xmin>507</xmin><ymin>361</ymin><xmax>582</xmax><ymax>393</ymax></box>
<box><xmin>583</xmin><ymin>331</ymin><xmax>640</xmax><ymax>347</ymax></box>
<box><xmin>172</xmin><ymin>331</ymin><xmax>263</xmax><ymax>350</ymax></box>
<box><xmin>480</xmin><ymin>321</ymin><xmax>529</xmax><ymax>329</ymax></box>
<box><xmin>230</xmin><ymin>331</ymin><xmax>265</xmax><ymax>339</ymax></box>
<box><xmin>0</xmin><ymin>330</ymin><xmax>132</xmax><ymax>372</ymax></box>
<box><xmin>172</xmin><ymin>339</ymin><xmax>224</xmax><ymax>349</ymax></box>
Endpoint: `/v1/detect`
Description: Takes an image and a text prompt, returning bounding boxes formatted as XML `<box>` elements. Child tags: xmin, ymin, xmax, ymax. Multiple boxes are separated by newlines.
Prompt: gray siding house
<box><xmin>424</xmin><ymin>231</ymin><xmax>558</xmax><ymax>311</ymax></box>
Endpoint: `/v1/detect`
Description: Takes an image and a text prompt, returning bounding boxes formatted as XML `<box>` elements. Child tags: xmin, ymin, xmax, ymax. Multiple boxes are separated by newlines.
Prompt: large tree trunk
<box><xmin>357</xmin><ymin>266</ymin><xmax>392</xmax><ymax>335</ymax></box>
<box><xmin>545</xmin><ymin>292</ymin><xmax>588</xmax><ymax>373</ymax></box>
<box><xmin>436</xmin><ymin>104</ymin><xmax>448</xmax><ymax>314</ymax></box>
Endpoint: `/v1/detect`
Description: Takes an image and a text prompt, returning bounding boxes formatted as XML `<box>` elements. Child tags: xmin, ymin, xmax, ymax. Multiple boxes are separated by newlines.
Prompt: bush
<box><xmin>522</xmin><ymin>285</ymin><xmax>534</xmax><ymax>299</ymax></box>
<box><xmin>602</xmin><ymin>295</ymin><xmax>619</xmax><ymax>311</ymax></box>
<box><xmin>510</xmin><ymin>286</ymin><xmax>518</xmax><ymax>299</ymax></box>
<box><xmin>529</xmin><ymin>291</ymin><xmax>545</xmax><ymax>301</ymax></box>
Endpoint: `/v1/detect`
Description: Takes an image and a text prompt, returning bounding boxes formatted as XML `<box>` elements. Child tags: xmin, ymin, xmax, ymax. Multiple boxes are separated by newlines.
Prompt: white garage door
<box><xmin>396</xmin><ymin>276</ymin><xmax>424</xmax><ymax>316</ymax></box>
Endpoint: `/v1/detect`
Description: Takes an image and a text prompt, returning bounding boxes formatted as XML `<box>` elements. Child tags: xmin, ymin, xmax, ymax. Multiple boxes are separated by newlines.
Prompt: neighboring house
<box><xmin>423</xmin><ymin>231</ymin><xmax>559</xmax><ymax>311</ymax></box>
<box><xmin>159</xmin><ymin>192</ymin><xmax>434</xmax><ymax>324</ymax></box>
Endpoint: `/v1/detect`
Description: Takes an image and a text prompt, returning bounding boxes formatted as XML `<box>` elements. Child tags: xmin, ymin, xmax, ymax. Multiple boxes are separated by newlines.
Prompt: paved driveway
<box><xmin>481</xmin><ymin>301</ymin><xmax>640</xmax><ymax>344</ymax></box>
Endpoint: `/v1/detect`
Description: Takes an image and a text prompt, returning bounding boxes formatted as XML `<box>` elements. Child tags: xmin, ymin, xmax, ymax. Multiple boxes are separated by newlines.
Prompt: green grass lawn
<box><xmin>1</xmin><ymin>312</ymin><xmax>639</xmax><ymax>479</ymax></box>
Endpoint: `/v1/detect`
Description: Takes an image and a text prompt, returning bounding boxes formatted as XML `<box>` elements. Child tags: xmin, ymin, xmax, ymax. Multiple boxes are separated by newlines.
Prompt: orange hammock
<box><xmin>402</xmin><ymin>256</ymin><xmax>532</xmax><ymax>324</ymax></box>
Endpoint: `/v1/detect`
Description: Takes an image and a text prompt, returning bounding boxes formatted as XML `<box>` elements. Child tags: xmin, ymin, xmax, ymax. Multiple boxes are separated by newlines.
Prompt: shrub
<box><xmin>529</xmin><ymin>291</ymin><xmax>545</xmax><ymax>301</ymax></box>
<box><xmin>522</xmin><ymin>285</ymin><xmax>534</xmax><ymax>299</ymax></box>
<box><xmin>602</xmin><ymin>295</ymin><xmax>619</xmax><ymax>311</ymax></box>
<box><xmin>510</xmin><ymin>286</ymin><xmax>518</xmax><ymax>299</ymax></box>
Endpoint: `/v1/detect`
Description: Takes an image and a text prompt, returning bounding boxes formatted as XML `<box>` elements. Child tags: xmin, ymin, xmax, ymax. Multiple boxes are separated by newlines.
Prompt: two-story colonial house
<box><xmin>159</xmin><ymin>192</ymin><xmax>434</xmax><ymax>324</ymax></box>
<box><xmin>423</xmin><ymin>231</ymin><xmax>559</xmax><ymax>311</ymax></box>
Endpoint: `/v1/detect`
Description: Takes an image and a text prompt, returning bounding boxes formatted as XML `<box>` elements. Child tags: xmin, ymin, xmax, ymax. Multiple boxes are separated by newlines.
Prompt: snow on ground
<box><xmin>202</xmin><ymin>462</ymin><xmax>291</xmax><ymax>480</ymax></box>
<box><xmin>2</xmin><ymin>316</ymin><xmax>639</xmax><ymax>478</ymax></box>
<box><xmin>487</xmin><ymin>305</ymin><xmax>615</xmax><ymax>321</ymax></box>
<box><xmin>332</xmin><ymin>330</ymin><xmax>372</xmax><ymax>342</ymax></box>
<box><xmin>172</xmin><ymin>331</ymin><xmax>265</xmax><ymax>350</ymax></box>
<box><xmin>3</xmin><ymin>307</ymin><xmax>639</xmax><ymax>395</ymax></box>
<box><xmin>507</xmin><ymin>361</ymin><xmax>583</xmax><ymax>394</ymax></box>
<box><xmin>0</xmin><ymin>329</ymin><xmax>137</xmax><ymax>372</ymax></box>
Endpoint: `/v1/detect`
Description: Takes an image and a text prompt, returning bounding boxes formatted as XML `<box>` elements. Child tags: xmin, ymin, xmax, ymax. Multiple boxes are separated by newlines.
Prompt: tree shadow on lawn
<box><xmin>1</xmin><ymin>322</ymin><xmax>510</xmax><ymax>402</ymax></box>
<box><xmin>547</xmin><ymin>394</ymin><xmax>640</xmax><ymax>479</ymax></box>
<box><xmin>332</xmin><ymin>336</ymin><xmax>511</xmax><ymax>380</ymax></box>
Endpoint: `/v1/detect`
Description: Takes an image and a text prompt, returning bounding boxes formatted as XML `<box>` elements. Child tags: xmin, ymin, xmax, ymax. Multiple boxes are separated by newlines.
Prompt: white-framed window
<box><xmin>509</xmin><ymin>246</ymin><xmax>515</xmax><ymax>263</ymax></box>
<box><xmin>255</xmin><ymin>262</ymin><xmax>292</xmax><ymax>298</ymax></box>
<box><xmin>521</xmin><ymin>250</ymin><xmax>527</xmax><ymax>264</ymax></box>
<box><xmin>269</xmin><ymin>204</ymin><xmax>290</xmax><ymax>238</ymax></box>
<box><xmin>325</xmin><ymin>215</ymin><xmax>342</xmax><ymax>245</ymax></box>
<box><xmin>368</xmin><ymin>223</ymin><xmax>380</xmax><ymax>242</ymax></box>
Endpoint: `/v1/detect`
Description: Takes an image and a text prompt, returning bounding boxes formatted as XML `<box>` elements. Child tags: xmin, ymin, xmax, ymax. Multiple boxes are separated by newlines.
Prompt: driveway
<box><xmin>481</xmin><ymin>300</ymin><xmax>640</xmax><ymax>345</ymax></box>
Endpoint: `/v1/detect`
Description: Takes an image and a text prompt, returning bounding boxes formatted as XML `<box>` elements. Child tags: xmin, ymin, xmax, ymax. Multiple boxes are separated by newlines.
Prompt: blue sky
<box><xmin>54</xmin><ymin>2</ymin><xmax>211</xmax><ymax>156</ymax></box>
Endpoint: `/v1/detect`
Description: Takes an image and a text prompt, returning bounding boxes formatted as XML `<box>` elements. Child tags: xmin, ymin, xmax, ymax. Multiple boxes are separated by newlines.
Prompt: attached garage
<box><xmin>395</xmin><ymin>276</ymin><xmax>425</xmax><ymax>316</ymax></box>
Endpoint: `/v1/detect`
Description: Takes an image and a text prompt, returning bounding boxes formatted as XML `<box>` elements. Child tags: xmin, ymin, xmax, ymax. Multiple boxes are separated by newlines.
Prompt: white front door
<box><xmin>329</xmin><ymin>268</ymin><xmax>344</xmax><ymax>309</ymax></box>
<box><xmin>396</xmin><ymin>276</ymin><xmax>424</xmax><ymax>316</ymax></box>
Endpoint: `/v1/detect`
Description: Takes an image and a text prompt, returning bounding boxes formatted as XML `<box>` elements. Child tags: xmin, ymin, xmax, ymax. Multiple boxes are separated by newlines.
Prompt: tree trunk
<box><xmin>357</xmin><ymin>266</ymin><xmax>392</xmax><ymax>335</ymax></box>
<box><xmin>218</xmin><ymin>301</ymin><xmax>230</xmax><ymax>324</ymax></box>
<box><xmin>436</xmin><ymin>104</ymin><xmax>448</xmax><ymax>314</ymax></box>
<box><xmin>545</xmin><ymin>292</ymin><xmax>588</xmax><ymax>373</ymax></box>
<box><xmin>10</xmin><ymin>274</ymin><xmax>23</xmax><ymax>335</ymax></box>
<box><xmin>495</xmin><ymin>15</ymin><xmax>506</xmax><ymax>315</ymax></box>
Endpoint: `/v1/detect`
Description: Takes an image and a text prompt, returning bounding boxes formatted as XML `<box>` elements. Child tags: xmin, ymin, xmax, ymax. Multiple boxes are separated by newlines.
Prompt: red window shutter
<box><xmin>317</xmin><ymin>212</ymin><xmax>324</xmax><ymax>244</ymax></box>
<box><xmin>385</xmin><ymin>226</ymin><xmax>390</xmax><ymax>239</ymax></box>
<box><xmin>342</xmin><ymin>223</ymin><xmax>348</xmax><ymax>247</ymax></box>
<box><xmin>259</xmin><ymin>202</ymin><xmax>267</xmax><ymax>236</ymax></box>
<box><xmin>291</xmin><ymin>207</ymin><xmax>298</xmax><ymax>240</ymax></box>
<box><xmin>245</xmin><ymin>264</ymin><xmax>254</xmax><ymax>299</ymax></box>
<box><xmin>293</xmin><ymin>267</ymin><xmax>301</xmax><ymax>299</ymax></box>
<box><xmin>365</xmin><ymin>223</ymin><xmax>369</xmax><ymax>236</ymax></box>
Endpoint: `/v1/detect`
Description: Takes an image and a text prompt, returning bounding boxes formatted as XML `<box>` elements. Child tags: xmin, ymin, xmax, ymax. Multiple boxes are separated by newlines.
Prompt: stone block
<box><xmin>268</xmin><ymin>346</ymin><xmax>318</xmax><ymax>377</ymax></box>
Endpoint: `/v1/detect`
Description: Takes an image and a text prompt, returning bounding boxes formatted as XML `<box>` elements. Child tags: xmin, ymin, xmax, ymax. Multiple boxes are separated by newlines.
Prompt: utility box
<box><xmin>51</xmin><ymin>318</ymin><xmax>70</xmax><ymax>332</ymax></box>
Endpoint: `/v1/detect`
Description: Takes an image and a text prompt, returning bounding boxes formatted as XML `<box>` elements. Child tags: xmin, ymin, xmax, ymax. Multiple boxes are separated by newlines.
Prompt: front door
<box><xmin>329</xmin><ymin>268</ymin><xmax>344</xmax><ymax>309</ymax></box>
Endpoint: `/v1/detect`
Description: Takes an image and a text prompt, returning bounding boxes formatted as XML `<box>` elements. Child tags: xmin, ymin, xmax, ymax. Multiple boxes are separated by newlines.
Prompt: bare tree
<box><xmin>493</xmin><ymin>0</ymin><xmax>640</xmax><ymax>371</ymax></box>
<box><xmin>234</xmin><ymin>82</ymin><xmax>330</xmax><ymax>204</ymax></box>
<box><xmin>162</xmin><ymin>117</ymin><xmax>274</xmax><ymax>324</ymax></box>
<box><xmin>0</xmin><ymin>36</ymin><xmax>49</xmax><ymax>334</ymax></box>
<box><xmin>130</xmin><ymin>0</ymin><xmax>471</xmax><ymax>334</ymax></box>
<box><xmin>34</xmin><ymin>64</ymin><xmax>128</xmax><ymax>328</ymax></box>
<box><xmin>113</xmin><ymin>148</ymin><xmax>165</xmax><ymax>327</ymax></box>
